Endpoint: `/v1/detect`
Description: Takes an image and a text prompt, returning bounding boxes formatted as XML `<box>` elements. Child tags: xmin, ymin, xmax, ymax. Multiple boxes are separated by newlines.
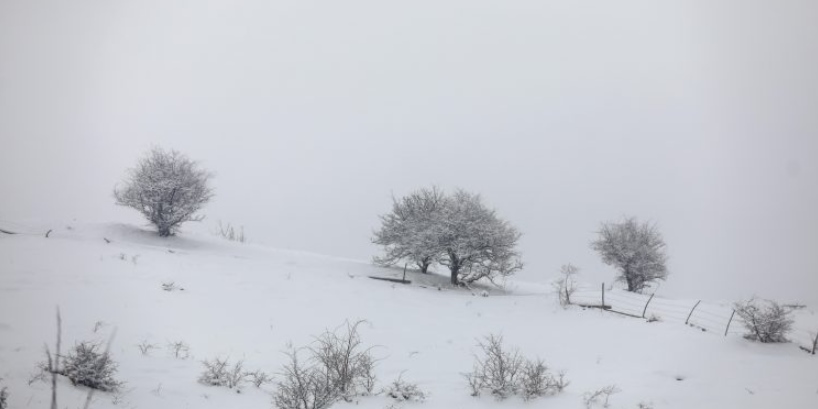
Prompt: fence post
<box><xmin>724</xmin><ymin>309</ymin><xmax>736</xmax><ymax>336</ymax></box>
<box><xmin>811</xmin><ymin>331</ymin><xmax>817</xmax><ymax>355</ymax></box>
<box><xmin>642</xmin><ymin>293</ymin><xmax>655</xmax><ymax>318</ymax></box>
<box><xmin>685</xmin><ymin>300</ymin><xmax>701</xmax><ymax>325</ymax></box>
<box><xmin>601</xmin><ymin>282</ymin><xmax>605</xmax><ymax>308</ymax></box>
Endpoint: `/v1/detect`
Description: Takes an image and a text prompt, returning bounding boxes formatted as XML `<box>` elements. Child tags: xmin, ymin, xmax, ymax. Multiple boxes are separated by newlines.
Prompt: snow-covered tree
<box><xmin>591</xmin><ymin>216</ymin><xmax>668</xmax><ymax>293</ymax></box>
<box><xmin>372</xmin><ymin>186</ymin><xmax>445</xmax><ymax>273</ymax></box>
<box><xmin>437</xmin><ymin>190</ymin><xmax>523</xmax><ymax>286</ymax></box>
<box><xmin>114</xmin><ymin>148</ymin><xmax>213</xmax><ymax>236</ymax></box>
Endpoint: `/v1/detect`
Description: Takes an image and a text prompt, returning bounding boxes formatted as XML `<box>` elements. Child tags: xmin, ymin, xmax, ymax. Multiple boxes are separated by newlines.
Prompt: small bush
<box><xmin>0</xmin><ymin>386</ymin><xmax>8</xmax><ymax>409</ymax></box>
<box><xmin>310</xmin><ymin>320</ymin><xmax>376</xmax><ymax>400</ymax></box>
<box><xmin>59</xmin><ymin>342</ymin><xmax>122</xmax><ymax>392</ymax></box>
<box><xmin>245</xmin><ymin>369</ymin><xmax>273</xmax><ymax>387</ymax></box>
<box><xmin>382</xmin><ymin>375</ymin><xmax>426</xmax><ymax>403</ymax></box>
<box><xmin>274</xmin><ymin>320</ymin><xmax>377</xmax><ymax>409</ymax></box>
<box><xmin>199</xmin><ymin>358</ymin><xmax>246</xmax><ymax>389</ymax></box>
<box><xmin>583</xmin><ymin>385</ymin><xmax>620</xmax><ymax>409</ymax></box>
<box><xmin>274</xmin><ymin>348</ymin><xmax>337</xmax><ymax>409</ymax></box>
<box><xmin>466</xmin><ymin>334</ymin><xmax>567</xmax><ymax>400</ymax></box>
<box><xmin>137</xmin><ymin>340</ymin><xmax>159</xmax><ymax>355</ymax></box>
<box><xmin>167</xmin><ymin>340</ymin><xmax>191</xmax><ymax>359</ymax></box>
<box><xmin>519</xmin><ymin>359</ymin><xmax>568</xmax><ymax>401</ymax></box>
<box><xmin>733</xmin><ymin>297</ymin><xmax>804</xmax><ymax>343</ymax></box>
<box><xmin>218</xmin><ymin>221</ymin><xmax>246</xmax><ymax>243</ymax></box>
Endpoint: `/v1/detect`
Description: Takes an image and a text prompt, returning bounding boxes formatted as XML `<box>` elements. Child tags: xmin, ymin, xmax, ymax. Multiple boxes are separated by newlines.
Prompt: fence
<box><xmin>569</xmin><ymin>283</ymin><xmax>818</xmax><ymax>354</ymax></box>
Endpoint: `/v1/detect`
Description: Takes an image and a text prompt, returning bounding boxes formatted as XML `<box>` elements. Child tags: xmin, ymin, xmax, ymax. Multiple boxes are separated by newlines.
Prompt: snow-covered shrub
<box><xmin>552</xmin><ymin>264</ymin><xmax>580</xmax><ymax>307</ymax></box>
<box><xmin>217</xmin><ymin>221</ymin><xmax>246</xmax><ymax>243</ymax></box>
<box><xmin>519</xmin><ymin>359</ymin><xmax>568</xmax><ymax>401</ymax></box>
<box><xmin>59</xmin><ymin>342</ymin><xmax>122</xmax><ymax>392</ymax></box>
<box><xmin>274</xmin><ymin>348</ymin><xmax>337</xmax><ymax>409</ymax></box>
<box><xmin>199</xmin><ymin>358</ymin><xmax>246</xmax><ymax>389</ymax></box>
<box><xmin>274</xmin><ymin>320</ymin><xmax>377</xmax><ymax>409</ymax></box>
<box><xmin>136</xmin><ymin>340</ymin><xmax>158</xmax><ymax>355</ymax></box>
<box><xmin>311</xmin><ymin>320</ymin><xmax>376</xmax><ymax>400</ymax></box>
<box><xmin>161</xmin><ymin>281</ymin><xmax>183</xmax><ymax>292</ymax></box>
<box><xmin>114</xmin><ymin>147</ymin><xmax>213</xmax><ymax>237</ymax></box>
<box><xmin>466</xmin><ymin>334</ymin><xmax>523</xmax><ymax>399</ymax></box>
<box><xmin>733</xmin><ymin>297</ymin><xmax>803</xmax><ymax>343</ymax></box>
<box><xmin>245</xmin><ymin>369</ymin><xmax>273</xmax><ymax>387</ymax></box>
<box><xmin>466</xmin><ymin>334</ymin><xmax>567</xmax><ymax>401</ymax></box>
<box><xmin>583</xmin><ymin>385</ymin><xmax>620</xmax><ymax>409</ymax></box>
<box><xmin>0</xmin><ymin>385</ymin><xmax>8</xmax><ymax>409</ymax></box>
<box><xmin>167</xmin><ymin>340</ymin><xmax>190</xmax><ymax>359</ymax></box>
<box><xmin>382</xmin><ymin>375</ymin><xmax>426</xmax><ymax>403</ymax></box>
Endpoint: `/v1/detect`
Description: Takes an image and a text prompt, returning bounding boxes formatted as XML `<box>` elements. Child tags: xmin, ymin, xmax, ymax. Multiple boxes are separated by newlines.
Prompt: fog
<box><xmin>1</xmin><ymin>0</ymin><xmax>816</xmax><ymax>305</ymax></box>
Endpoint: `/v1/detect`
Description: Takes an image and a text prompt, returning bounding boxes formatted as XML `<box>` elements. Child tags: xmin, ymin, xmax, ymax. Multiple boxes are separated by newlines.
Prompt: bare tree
<box><xmin>372</xmin><ymin>186</ymin><xmax>446</xmax><ymax>273</ymax></box>
<box><xmin>733</xmin><ymin>297</ymin><xmax>803</xmax><ymax>343</ymax></box>
<box><xmin>552</xmin><ymin>264</ymin><xmax>580</xmax><ymax>307</ymax></box>
<box><xmin>437</xmin><ymin>190</ymin><xmax>523</xmax><ymax>286</ymax></box>
<box><xmin>114</xmin><ymin>148</ymin><xmax>213</xmax><ymax>237</ymax></box>
<box><xmin>591</xmin><ymin>217</ymin><xmax>668</xmax><ymax>292</ymax></box>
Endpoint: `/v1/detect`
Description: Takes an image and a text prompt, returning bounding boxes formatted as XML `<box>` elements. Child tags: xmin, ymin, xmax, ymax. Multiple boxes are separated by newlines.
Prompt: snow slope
<box><xmin>1</xmin><ymin>223</ymin><xmax>817</xmax><ymax>409</ymax></box>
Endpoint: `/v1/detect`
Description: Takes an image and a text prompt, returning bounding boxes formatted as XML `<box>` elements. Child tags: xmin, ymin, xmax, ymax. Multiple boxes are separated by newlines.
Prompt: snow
<box><xmin>1</xmin><ymin>222</ymin><xmax>817</xmax><ymax>409</ymax></box>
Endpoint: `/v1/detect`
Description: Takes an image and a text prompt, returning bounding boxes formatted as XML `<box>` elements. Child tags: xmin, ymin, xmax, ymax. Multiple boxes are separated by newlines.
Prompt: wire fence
<box><xmin>569</xmin><ymin>283</ymin><xmax>818</xmax><ymax>354</ymax></box>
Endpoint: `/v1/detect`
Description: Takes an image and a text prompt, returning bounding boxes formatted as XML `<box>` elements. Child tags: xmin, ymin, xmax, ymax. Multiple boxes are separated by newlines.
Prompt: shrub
<box><xmin>583</xmin><ymin>385</ymin><xmax>620</xmax><ymax>409</ymax></box>
<box><xmin>519</xmin><ymin>359</ymin><xmax>568</xmax><ymax>401</ymax></box>
<box><xmin>465</xmin><ymin>334</ymin><xmax>567</xmax><ymax>400</ymax></box>
<box><xmin>733</xmin><ymin>297</ymin><xmax>804</xmax><ymax>343</ymax></box>
<box><xmin>0</xmin><ymin>386</ymin><xmax>7</xmax><ymax>409</ymax></box>
<box><xmin>382</xmin><ymin>375</ymin><xmax>426</xmax><ymax>403</ymax></box>
<box><xmin>58</xmin><ymin>342</ymin><xmax>122</xmax><ymax>392</ymax></box>
<box><xmin>167</xmin><ymin>340</ymin><xmax>191</xmax><ymax>359</ymax></box>
<box><xmin>274</xmin><ymin>348</ymin><xmax>337</xmax><ymax>409</ymax></box>
<box><xmin>245</xmin><ymin>369</ymin><xmax>273</xmax><ymax>387</ymax></box>
<box><xmin>136</xmin><ymin>340</ymin><xmax>158</xmax><ymax>355</ymax></box>
<box><xmin>310</xmin><ymin>320</ymin><xmax>376</xmax><ymax>400</ymax></box>
<box><xmin>199</xmin><ymin>358</ymin><xmax>246</xmax><ymax>389</ymax></box>
<box><xmin>217</xmin><ymin>221</ymin><xmax>246</xmax><ymax>243</ymax></box>
<box><xmin>274</xmin><ymin>320</ymin><xmax>377</xmax><ymax>409</ymax></box>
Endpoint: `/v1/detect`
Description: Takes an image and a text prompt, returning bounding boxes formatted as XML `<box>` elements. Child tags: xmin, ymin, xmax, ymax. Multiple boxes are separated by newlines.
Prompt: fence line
<box><xmin>570</xmin><ymin>283</ymin><xmax>817</xmax><ymax>354</ymax></box>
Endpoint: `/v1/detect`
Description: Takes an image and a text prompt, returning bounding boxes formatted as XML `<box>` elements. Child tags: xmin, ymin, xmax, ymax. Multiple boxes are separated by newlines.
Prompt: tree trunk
<box><xmin>158</xmin><ymin>225</ymin><xmax>171</xmax><ymax>237</ymax></box>
<box><xmin>624</xmin><ymin>269</ymin><xmax>635</xmax><ymax>292</ymax></box>
<box><xmin>420</xmin><ymin>263</ymin><xmax>429</xmax><ymax>274</ymax></box>
<box><xmin>450</xmin><ymin>262</ymin><xmax>460</xmax><ymax>285</ymax></box>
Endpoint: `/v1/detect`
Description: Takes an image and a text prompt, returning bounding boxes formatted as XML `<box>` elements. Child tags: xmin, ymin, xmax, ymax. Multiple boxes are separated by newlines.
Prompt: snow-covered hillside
<box><xmin>1</xmin><ymin>223</ymin><xmax>816</xmax><ymax>409</ymax></box>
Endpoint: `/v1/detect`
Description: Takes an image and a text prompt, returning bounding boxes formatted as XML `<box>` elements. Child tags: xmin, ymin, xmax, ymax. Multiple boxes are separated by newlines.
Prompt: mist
<box><xmin>1</xmin><ymin>0</ymin><xmax>816</xmax><ymax>305</ymax></box>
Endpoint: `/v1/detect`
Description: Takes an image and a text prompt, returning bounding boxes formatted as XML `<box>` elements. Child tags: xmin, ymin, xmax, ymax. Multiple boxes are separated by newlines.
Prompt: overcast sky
<box><xmin>1</xmin><ymin>0</ymin><xmax>816</xmax><ymax>304</ymax></box>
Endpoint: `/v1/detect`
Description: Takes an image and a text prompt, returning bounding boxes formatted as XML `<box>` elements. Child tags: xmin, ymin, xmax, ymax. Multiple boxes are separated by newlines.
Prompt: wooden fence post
<box><xmin>402</xmin><ymin>263</ymin><xmax>407</xmax><ymax>282</ymax></box>
<box><xmin>642</xmin><ymin>293</ymin><xmax>655</xmax><ymax>318</ymax></box>
<box><xmin>724</xmin><ymin>309</ymin><xmax>736</xmax><ymax>336</ymax></box>
<box><xmin>685</xmin><ymin>300</ymin><xmax>701</xmax><ymax>325</ymax></box>
<box><xmin>601</xmin><ymin>282</ymin><xmax>605</xmax><ymax>308</ymax></box>
<box><xmin>811</xmin><ymin>331</ymin><xmax>817</xmax><ymax>355</ymax></box>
